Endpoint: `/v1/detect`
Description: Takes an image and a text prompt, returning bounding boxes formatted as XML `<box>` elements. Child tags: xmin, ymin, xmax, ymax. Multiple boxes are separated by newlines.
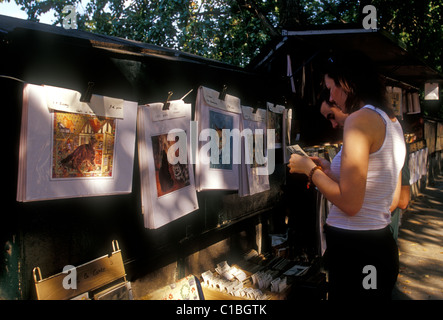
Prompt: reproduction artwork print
<box><xmin>250</xmin><ymin>132</ymin><xmax>266</xmax><ymax>169</ymax></box>
<box><xmin>52</xmin><ymin>112</ymin><xmax>116</xmax><ymax>179</ymax></box>
<box><xmin>209</xmin><ymin>109</ymin><xmax>233</xmax><ymax>170</ymax></box>
<box><xmin>267</xmin><ymin>111</ymin><xmax>283</xmax><ymax>146</ymax></box>
<box><xmin>151</xmin><ymin>133</ymin><xmax>190</xmax><ymax>197</ymax></box>
<box><xmin>137</xmin><ymin>101</ymin><xmax>198</xmax><ymax>229</ymax></box>
<box><xmin>194</xmin><ymin>86</ymin><xmax>241</xmax><ymax>191</ymax></box>
<box><xmin>239</xmin><ymin>105</ymin><xmax>270</xmax><ymax>197</ymax></box>
<box><xmin>17</xmin><ymin>83</ymin><xmax>137</xmax><ymax>202</ymax></box>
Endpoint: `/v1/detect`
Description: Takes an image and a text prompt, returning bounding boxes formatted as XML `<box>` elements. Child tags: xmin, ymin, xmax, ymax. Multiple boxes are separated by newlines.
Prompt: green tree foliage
<box><xmin>374</xmin><ymin>0</ymin><xmax>443</xmax><ymax>73</ymax></box>
<box><xmin>3</xmin><ymin>0</ymin><xmax>277</xmax><ymax>66</ymax></box>
<box><xmin>2</xmin><ymin>0</ymin><xmax>443</xmax><ymax>72</ymax></box>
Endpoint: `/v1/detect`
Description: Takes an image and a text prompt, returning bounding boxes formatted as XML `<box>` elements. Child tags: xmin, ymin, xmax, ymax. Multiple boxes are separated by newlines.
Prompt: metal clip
<box><xmin>33</xmin><ymin>267</ymin><xmax>42</xmax><ymax>283</ymax></box>
<box><xmin>112</xmin><ymin>239</ymin><xmax>120</xmax><ymax>253</ymax></box>
<box><xmin>162</xmin><ymin>91</ymin><xmax>174</xmax><ymax>110</ymax></box>
<box><xmin>218</xmin><ymin>85</ymin><xmax>228</xmax><ymax>101</ymax></box>
<box><xmin>80</xmin><ymin>81</ymin><xmax>95</xmax><ymax>103</ymax></box>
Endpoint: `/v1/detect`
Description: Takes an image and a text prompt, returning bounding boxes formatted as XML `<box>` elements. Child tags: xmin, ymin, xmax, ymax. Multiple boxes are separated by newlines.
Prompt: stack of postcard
<box><xmin>17</xmin><ymin>84</ymin><xmax>137</xmax><ymax>202</ymax></box>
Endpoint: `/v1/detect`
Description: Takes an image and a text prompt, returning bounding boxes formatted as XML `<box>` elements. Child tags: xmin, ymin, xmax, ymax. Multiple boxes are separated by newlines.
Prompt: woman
<box><xmin>288</xmin><ymin>51</ymin><xmax>406</xmax><ymax>300</ymax></box>
<box><xmin>318</xmin><ymin>88</ymin><xmax>411</xmax><ymax>240</ymax></box>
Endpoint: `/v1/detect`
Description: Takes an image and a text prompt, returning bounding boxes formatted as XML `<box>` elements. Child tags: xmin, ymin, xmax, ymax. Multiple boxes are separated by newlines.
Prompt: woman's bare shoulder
<box><xmin>345</xmin><ymin>107</ymin><xmax>384</xmax><ymax>130</ymax></box>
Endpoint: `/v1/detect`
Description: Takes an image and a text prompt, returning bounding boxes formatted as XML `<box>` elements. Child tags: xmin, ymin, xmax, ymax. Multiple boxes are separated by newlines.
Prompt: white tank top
<box><xmin>326</xmin><ymin>105</ymin><xmax>406</xmax><ymax>230</ymax></box>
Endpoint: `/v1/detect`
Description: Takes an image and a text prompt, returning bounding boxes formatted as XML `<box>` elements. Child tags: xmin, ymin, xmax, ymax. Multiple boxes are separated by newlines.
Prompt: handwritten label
<box><xmin>242</xmin><ymin>106</ymin><xmax>266</xmax><ymax>122</ymax></box>
<box><xmin>149</xmin><ymin>100</ymin><xmax>188</xmax><ymax>122</ymax></box>
<box><xmin>44</xmin><ymin>85</ymin><xmax>124</xmax><ymax>119</ymax></box>
<box><xmin>201</xmin><ymin>86</ymin><xmax>241</xmax><ymax>114</ymax></box>
<box><xmin>268</xmin><ymin>102</ymin><xmax>285</xmax><ymax>114</ymax></box>
<box><xmin>77</xmin><ymin>267</ymin><xmax>106</xmax><ymax>283</ymax></box>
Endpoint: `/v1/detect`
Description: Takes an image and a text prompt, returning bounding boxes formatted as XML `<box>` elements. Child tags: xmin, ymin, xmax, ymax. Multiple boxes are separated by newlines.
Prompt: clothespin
<box><xmin>80</xmin><ymin>82</ymin><xmax>94</xmax><ymax>103</ymax></box>
<box><xmin>219</xmin><ymin>85</ymin><xmax>228</xmax><ymax>101</ymax></box>
<box><xmin>162</xmin><ymin>91</ymin><xmax>173</xmax><ymax>110</ymax></box>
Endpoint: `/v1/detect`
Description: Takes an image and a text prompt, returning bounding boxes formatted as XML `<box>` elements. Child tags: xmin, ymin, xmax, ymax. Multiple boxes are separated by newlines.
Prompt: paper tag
<box><xmin>242</xmin><ymin>106</ymin><xmax>266</xmax><ymax>122</ymax></box>
<box><xmin>268</xmin><ymin>102</ymin><xmax>285</xmax><ymax>114</ymax></box>
<box><xmin>425</xmin><ymin>82</ymin><xmax>439</xmax><ymax>100</ymax></box>
<box><xmin>148</xmin><ymin>100</ymin><xmax>188</xmax><ymax>121</ymax></box>
<box><xmin>45</xmin><ymin>85</ymin><xmax>124</xmax><ymax>119</ymax></box>
<box><xmin>201</xmin><ymin>86</ymin><xmax>241</xmax><ymax>114</ymax></box>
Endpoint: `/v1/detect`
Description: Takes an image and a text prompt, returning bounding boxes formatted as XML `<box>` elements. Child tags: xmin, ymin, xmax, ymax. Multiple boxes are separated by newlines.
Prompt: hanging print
<box><xmin>151</xmin><ymin>133</ymin><xmax>190</xmax><ymax>197</ymax></box>
<box><xmin>52</xmin><ymin>112</ymin><xmax>116</xmax><ymax>179</ymax></box>
<box><xmin>17</xmin><ymin>84</ymin><xmax>137</xmax><ymax>202</ymax></box>
<box><xmin>194</xmin><ymin>86</ymin><xmax>241</xmax><ymax>191</ymax></box>
<box><xmin>137</xmin><ymin>100</ymin><xmax>198</xmax><ymax>229</ymax></box>
<box><xmin>209</xmin><ymin>109</ymin><xmax>234</xmax><ymax>170</ymax></box>
<box><xmin>239</xmin><ymin>105</ymin><xmax>270</xmax><ymax>197</ymax></box>
<box><xmin>267</xmin><ymin>107</ymin><xmax>283</xmax><ymax>148</ymax></box>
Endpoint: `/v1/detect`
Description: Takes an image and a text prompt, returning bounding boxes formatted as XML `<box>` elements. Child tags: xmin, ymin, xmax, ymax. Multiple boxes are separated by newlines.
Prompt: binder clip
<box><xmin>162</xmin><ymin>91</ymin><xmax>173</xmax><ymax>110</ymax></box>
<box><xmin>218</xmin><ymin>85</ymin><xmax>228</xmax><ymax>101</ymax></box>
<box><xmin>80</xmin><ymin>82</ymin><xmax>94</xmax><ymax>103</ymax></box>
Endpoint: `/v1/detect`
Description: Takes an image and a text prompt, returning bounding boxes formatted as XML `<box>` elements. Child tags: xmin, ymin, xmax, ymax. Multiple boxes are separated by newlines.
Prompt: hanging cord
<box><xmin>180</xmin><ymin>89</ymin><xmax>193</xmax><ymax>101</ymax></box>
<box><xmin>0</xmin><ymin>75</ymin><xmax>26</xmax><ymax>83</ymax></box>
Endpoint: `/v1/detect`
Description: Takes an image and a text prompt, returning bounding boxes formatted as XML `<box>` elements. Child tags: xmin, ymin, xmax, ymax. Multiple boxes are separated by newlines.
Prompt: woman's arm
<box><xmin>288</xmin><ymin>110</ymin><xmax>379</xmax><ymax>216</ymax></box>
<box><xmin>310</xmin><ymin>156</ymin><xmax>338</xmax><ymax>182</ymax></box>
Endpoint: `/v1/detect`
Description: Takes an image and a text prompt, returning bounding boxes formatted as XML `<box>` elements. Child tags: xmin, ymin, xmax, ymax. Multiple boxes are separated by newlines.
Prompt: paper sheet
<box><xmin>239</xmin><ymin>106</ymin><xmax>270</xmax><ymax>196</ymax></box>
<box><xmin>195</xmin><ymin>86</ymin><xmax>241</xmax><ymax>191</ymax></box>
<box><xmin>137</xmin><ymin>100</ymin><xmax>198</xmax><ymax>229</ymax></box>
<box><xmin>17</xmin><ymin>84</ymin><xmax>137</xmax><ymax>202</ymax></box>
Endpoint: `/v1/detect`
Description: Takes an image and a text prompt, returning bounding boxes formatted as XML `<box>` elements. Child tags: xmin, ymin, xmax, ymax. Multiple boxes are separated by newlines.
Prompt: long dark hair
<box><xmin>323</xmin><ymin>50</ymin><xmax>393</xmax><ymax>117</ymax></box>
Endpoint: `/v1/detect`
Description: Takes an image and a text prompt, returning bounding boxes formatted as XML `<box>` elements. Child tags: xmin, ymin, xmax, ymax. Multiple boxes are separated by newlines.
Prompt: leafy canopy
<box><xmin>2</xmin><ymin>0</ymin><xmax>443</xmax><ymax>72</ymax></box>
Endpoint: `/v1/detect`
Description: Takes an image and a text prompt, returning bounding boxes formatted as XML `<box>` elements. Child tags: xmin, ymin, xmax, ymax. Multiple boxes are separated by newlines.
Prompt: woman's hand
<box><xmin>287</xmin><ymin>154</ymin><xmax>316</xmax><ymax>176</ymax></box>
<box><xmin>310</xmin><ymin>156</ymin><xmax>334</xmax><ymax>178</ymax></box>
<box><xmin>310</xmin><ymin>156</ymin><xmax>330</xmax><ymax>170</ymax></box>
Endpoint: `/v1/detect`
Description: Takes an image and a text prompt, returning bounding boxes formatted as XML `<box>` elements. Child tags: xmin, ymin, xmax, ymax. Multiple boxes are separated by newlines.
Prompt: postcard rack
<box><xmin>33</xmin><ymin>240</ymin><xmax>131</xmax><ymax>300</ymax></box>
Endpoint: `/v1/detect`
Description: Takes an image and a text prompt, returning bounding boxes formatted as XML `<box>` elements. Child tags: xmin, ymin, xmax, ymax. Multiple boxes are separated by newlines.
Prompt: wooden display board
<box><xmin>33</xmin><ymin>240</ymin><xmax>127</xmax><ymax>300</ymax></box>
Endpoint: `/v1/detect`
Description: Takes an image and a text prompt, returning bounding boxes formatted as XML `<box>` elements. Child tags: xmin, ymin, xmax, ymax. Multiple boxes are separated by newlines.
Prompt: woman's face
<box><xmin>324</xmin><ymin>74</ymin><xmax>348</xmax><ymax>112</ymax></box>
